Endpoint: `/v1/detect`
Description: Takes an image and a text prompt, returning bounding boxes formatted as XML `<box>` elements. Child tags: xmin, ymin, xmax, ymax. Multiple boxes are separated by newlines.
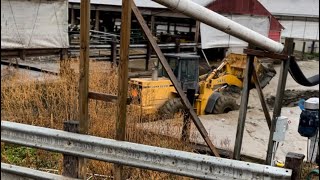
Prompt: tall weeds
<box><xmin>1</xmin><ymin>59</ymin><xmax>193</xmax><ymax>179</ymax></box>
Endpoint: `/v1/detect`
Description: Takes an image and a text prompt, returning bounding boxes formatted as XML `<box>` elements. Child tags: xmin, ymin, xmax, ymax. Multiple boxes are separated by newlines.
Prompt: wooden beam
<box><xmin>131</xmin><ymin>2</ymin><xmax>220</xmax><ymax>157</ymax></box>
<box><xmin>233</xmin><ymin>53</ymin><xmax>255</xmax><ymax>160</ymax></box>
<box><xmin>252</xmin><ymin>69</ymin><xmax>271</xmax><ymax>129</ymax></box>
<box><xmin>78</xmin><ymin>0</ymin><xmax>90</xmax><ymax>178</ymax></box>
<box><xmin>150</xmin><ymin>15</ymin><xmax>155</xmax><ymax>36</ymax></box>
<box><xmin>243</xmin><ymin>49</ymin><xmax>288</xmax><ymax>60</ymax></box>
<box><xmin>114</xmin><ymin>0</ymin><xmax>132</xmax><ymax>179</ymax></box>
<box><xmin>88</xmin><ymin>91</ymin><xmax>131</xmax><ymax>104</ymax></box>
<box><xmin>266</xmin><ymin>38</ymin><xmax>294</xmax><ymax>165</ymax></box>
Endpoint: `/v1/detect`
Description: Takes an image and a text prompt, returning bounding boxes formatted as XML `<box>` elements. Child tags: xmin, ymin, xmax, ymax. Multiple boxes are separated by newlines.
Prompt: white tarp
<box><xmin>200</xmin><ymin>15</ymin><xmax>270</xmax><ymax>49</ymax></box>
<box><xmin>280</xmin><ymin>20</ymin><xmax>319</xmax><ymax>41</ymax></box>
<box><xmin>1</xmin><ymin>0</ymin><xmax>69</xmax><ymax>49</ymax></box>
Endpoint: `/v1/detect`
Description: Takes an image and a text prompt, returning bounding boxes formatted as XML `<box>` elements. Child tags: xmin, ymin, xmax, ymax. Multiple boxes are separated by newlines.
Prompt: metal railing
<box><xmin>1</xmin><ymin>121</ymin><xmax>292</xmax><ymax>179</ymax></box>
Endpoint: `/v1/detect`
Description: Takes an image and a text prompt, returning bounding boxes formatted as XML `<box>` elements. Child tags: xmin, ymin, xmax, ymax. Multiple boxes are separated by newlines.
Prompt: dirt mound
<box><xmin>266</xmin><ymin>89</ymin><xmax>319</xmax><ymax>108</ymax></box>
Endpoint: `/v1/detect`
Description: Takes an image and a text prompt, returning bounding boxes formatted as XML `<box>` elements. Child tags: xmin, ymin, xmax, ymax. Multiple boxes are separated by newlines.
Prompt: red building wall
<box><xmin>206</xmin><ymin>0</ymin><xmax>283</xmax><ymax>41</ymax></box>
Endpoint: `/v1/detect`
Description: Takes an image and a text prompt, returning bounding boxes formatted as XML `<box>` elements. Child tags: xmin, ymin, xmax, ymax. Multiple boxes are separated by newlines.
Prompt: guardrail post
<box><xmin>285</xmin><ymin>152</ymin><xmax>305</xmax><ymax>180</ymax></box>
<box><xmin>62</xmin><ymin>121</ymin><xmax>80</xmax><ymax>178</ymax></box>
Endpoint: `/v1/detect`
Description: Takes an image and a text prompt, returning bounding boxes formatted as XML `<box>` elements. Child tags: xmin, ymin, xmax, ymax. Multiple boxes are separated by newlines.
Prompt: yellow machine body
<box><xmin>129</xmin><ymin>53</ymin><xmax>271</xmax><ymax>116</ymax></box>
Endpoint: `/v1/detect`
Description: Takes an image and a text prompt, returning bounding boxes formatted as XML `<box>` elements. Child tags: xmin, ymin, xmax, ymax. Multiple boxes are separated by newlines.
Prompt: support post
<box><xmin>78</xmin><ymin>0</ymin><xmax>90</xmax><ymax>177</ymax></box>
<box><xmin>302</xmin><ymin>41</ymin><xmax>306</xmax><ymax>57</ymax></box>
<box><xmin>60</xmin><ymin>48</ymin><xmax>69</xmax><ymax>75</ymax></box>
<box><xmin>95</xmin><ymin>10</ymin><xmax>100</xmax><ymax>31</ymax></box>
<box><xmin>114</xmin><ymin>0</ymin><xmax>132</xmax><ymax>179</ymax></box>
<box><xmin>194</xmin><ymin>21</ymin><xmax>200</xmax><ymax>52</ymax></box>
<box><xmin>175</xmin><ymin>38</ymin><xmax>181</xmax><ymax>53</ymax></box>
<box><xmin>285</xmin><ymin>152</ymin><xmax>305</xmax><ymax>180</ymax></box>
<box><xmin>150</xmin><ymin>15</ymin><xmax>155</xmax><ymax>36</ymax></box>
<box><xmin>71</xmin><ymin>8</ymin><xmax>75</xmax><ymax>26</ymax></box>
<box><xmin>132</xmin><ymin>2</ymin><xmax>220</xmax><ymax>157</ymax></box>
<box><xmin>181</xmin><ymin>89</ymin><xmax>195</xmax><ymax>142</ymax></box>
<box><xmin>62</xmin><ymin>121</ymin><xmax>79</xmax><ymax>178</ymax></box>
<box><xmin>146</xmin><ymin>42</ymin><xmax>152</xmax><ymax>71</ymax></box>
<box><xmin>111</xmin><ymin>37</ymin><xmax>117</xmax><ymax>67</ymax></box>
<box><xmin>167</xmin><ymin>22</ymin><xmax>170</xmax><ymax>33</ymax></box>
<box><xmin>266</xmin><ymin>38</ymin><xmax>294</xmax><ymax>165</ymax></box>
<box><xmin>233</xmin><ymin>53</ymin><xmax>255</xmax><ymax>160</ymax></box>
<box><xmin>311</xmin><ymin>41</ymin><xmax>315</xmax><ymax>54</ymax></box>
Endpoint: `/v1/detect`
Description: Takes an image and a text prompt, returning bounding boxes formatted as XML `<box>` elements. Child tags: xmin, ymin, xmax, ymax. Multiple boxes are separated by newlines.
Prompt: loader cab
<box><xmin>159</xmin><ymin>53</ymin><xmax>200</xmax><ymax>91</ymax></box>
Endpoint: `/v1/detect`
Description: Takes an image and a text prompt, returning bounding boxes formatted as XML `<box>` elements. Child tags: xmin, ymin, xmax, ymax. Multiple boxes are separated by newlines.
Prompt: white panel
<box><xmin>280</xmin><ymin>20</ymin><xmax>319</xmax><ymax>40</ymax></box>
<box><xmin>1</xmin><ymin>0</ymin><xmax>69</xmax><ymax>49</ymax></box>
<box><xmin>200</xmin><ymin>15</ymin><xmax>270</xmax><ymax>49</ymax></box>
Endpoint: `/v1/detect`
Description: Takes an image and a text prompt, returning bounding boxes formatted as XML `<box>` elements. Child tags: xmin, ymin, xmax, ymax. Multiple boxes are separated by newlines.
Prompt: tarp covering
<box><xmin>200</xmin><ymin>15</ymin><xmax>270</xmax><ymax>49</ymax></box>
<box><xmin>1</xmin><ymin>0</ymin><xmax>69</xmax><ymax>49</ymax></box>
<box><xmin>280</xmin><ymin>20</ymin><xmax>319</xmax><ymax>41</ymax></box>
<box><xmin>258</xmin><ymin>0</ymin><xmax>319</xmax><ymax>17</ymax></box>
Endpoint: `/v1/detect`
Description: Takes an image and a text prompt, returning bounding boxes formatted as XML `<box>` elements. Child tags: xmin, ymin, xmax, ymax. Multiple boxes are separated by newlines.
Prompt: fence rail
<box><xmin>1</xmin><ymin>121</ymin><xmax>291</xmax><ymax>179</ymax></box>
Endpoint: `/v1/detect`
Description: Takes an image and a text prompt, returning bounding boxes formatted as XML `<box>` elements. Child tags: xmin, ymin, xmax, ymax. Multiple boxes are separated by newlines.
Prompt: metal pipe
<box><xmin>151</xmin><ymin>0</ymin><xmax>284</xmax><ymax>53</ymax></box>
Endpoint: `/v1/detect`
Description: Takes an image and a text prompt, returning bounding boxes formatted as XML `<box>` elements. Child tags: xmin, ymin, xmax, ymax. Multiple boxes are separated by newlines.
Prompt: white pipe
<box><xmin>151</xmin><ymin>0</ymin><xmax>284</xmax><ymax>53</ymax></box>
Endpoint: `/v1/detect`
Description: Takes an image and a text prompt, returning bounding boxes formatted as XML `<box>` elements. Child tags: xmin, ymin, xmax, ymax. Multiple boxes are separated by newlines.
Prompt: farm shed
<box><xmin>1</xmin><ymin>0</ymin><xmax>69</xmax><ymax>49</ymax></box>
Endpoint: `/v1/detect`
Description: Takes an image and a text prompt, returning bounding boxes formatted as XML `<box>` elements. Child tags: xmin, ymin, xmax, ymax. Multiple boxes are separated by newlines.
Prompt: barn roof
<box><xmin>258</xmin><ymin>0</ymin><xmax>319</xmax><ymax>18</ymax></box>
<box><xmin>68</xmin><ymin>0</ymin><xmax>213</xmax><ymax>8</ymax></box>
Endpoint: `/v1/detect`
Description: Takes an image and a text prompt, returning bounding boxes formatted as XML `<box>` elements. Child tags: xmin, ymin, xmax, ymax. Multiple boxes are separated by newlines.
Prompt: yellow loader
<box><xmin>129</xmin><ymin>53</ymin><xmax>275</xmax><ymax>117</ymax></box>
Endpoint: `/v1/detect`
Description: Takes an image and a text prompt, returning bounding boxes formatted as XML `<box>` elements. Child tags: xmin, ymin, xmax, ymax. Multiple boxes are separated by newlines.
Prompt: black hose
<box><xmin>288</xmin><ymin>57</ymin><xmax>319</xmax><ymax>87</ymax></box>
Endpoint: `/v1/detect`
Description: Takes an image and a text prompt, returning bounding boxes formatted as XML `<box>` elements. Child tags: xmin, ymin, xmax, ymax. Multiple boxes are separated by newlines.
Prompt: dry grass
<box><xmin>1</xmin><ymin>59</ymin><xmax>193</xmax><ymax>179</ymax></box>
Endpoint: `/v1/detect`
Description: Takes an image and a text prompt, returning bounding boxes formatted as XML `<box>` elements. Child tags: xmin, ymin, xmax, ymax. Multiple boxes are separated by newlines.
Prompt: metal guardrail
<box><xmin>1</xmin><ymin>163</ymin><xmax>79</xmax><ymax>180</ymax></box>
<box><xmin>1</xmin><ymin>121</ymin><xmax>292</xmax><ymax>179</ymax></box>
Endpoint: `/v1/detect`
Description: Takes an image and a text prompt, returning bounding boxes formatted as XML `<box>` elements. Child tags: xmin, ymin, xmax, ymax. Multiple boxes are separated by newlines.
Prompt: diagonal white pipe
<box><xmin>151</xmin><ymin>0</ymin><xmax>284</xmax><ymax>53</ymax></box>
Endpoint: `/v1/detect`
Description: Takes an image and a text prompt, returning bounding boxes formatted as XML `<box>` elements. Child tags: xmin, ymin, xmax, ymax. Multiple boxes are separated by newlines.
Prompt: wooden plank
<box><xmin>132</xmin><ymin>2</ymin><xmax>220</xmax><ymax>157</ymax></box>
<box><xmin>243</xmin><ymin>49</ymin><xmax>288</xmax><ymax>60</ymax></box>
<box><xmin>88</xmin><ymin>91</ymin><xmax>131</xmax><ymax>104</ymax></box>
<box><xmin>252</xmin><ymin>69</ymin><xmax>272</xmax><ymax>129</ymax></box>
<box><xmin>114</xmin><ymin>0</ymin><xmax>132</xmax><ymax>179</ymax></box>
<box><xmin>233</xmin><ymin>54</ymin><xmax>255</xmax><ymax>160</ymax></box>
<box><xmin>78</xmin><ymin>0</ymin><xmax>90</xmax><ymax>178</ymax></box>
<box><xmin>0</xmin><ymin>60</ymin><xmax>59</xmax><ymax>75</ymax></box>
<box><xmin>285</xmin><ymin>152</ymin><xmax>305</xmax><ymax>180</ymax></box>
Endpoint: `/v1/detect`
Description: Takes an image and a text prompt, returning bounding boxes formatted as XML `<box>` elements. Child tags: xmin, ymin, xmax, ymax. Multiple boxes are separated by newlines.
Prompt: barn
<box><xmin>259</xmin><ymin>0</ymin><xmax>319</xmax><ymax>53</ymax></box>
<box><xmin>200</xmin><ymin>0</ymin><xmax>283</xmax><ymax>55</ymax></box>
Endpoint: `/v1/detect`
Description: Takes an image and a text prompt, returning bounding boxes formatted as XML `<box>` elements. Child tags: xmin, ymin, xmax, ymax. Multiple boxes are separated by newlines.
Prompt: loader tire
<box><xmin>213</xmin><ymin>95</ymin><xmax>239</xmax><ymax>114</ymax></box>
<box><xmin>159</xmin><ymin>98</ymin><xmax>185</xmax><ymax>119</ymax></box>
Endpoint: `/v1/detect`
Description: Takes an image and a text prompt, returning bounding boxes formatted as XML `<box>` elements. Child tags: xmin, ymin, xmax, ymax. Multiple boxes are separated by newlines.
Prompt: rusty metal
<box><xmin>131</xmin><ymin>1</ymin><xmax>220</xmax><ymax>157</ymax></box>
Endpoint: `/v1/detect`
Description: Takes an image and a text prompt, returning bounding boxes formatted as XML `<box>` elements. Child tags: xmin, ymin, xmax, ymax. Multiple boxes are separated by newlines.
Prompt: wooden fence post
<box><xmin>62</xmin><ymin>121</ymin><xmax>80</xmax><ymax>178</ymax></box>
<box><xmin>285</xmin><ymin>152</ymin><xmax>305</xmax><ymax>180</ymax></box>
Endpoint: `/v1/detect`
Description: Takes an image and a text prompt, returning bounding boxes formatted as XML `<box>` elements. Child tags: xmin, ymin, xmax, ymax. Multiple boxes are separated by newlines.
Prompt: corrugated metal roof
<box><xmin>68</xmin><ymin>0</ymin><xmax>213</xmax><ymax>8</ymax></box>
<box><xmin>258</xmin><ymin>0</ymin><xmax>319</xmax><ymax>17</ymax></box>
